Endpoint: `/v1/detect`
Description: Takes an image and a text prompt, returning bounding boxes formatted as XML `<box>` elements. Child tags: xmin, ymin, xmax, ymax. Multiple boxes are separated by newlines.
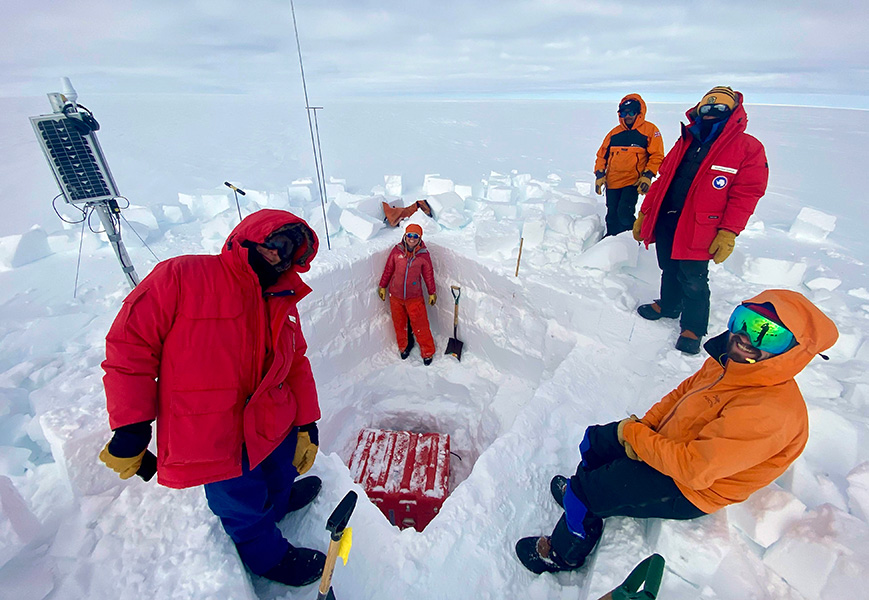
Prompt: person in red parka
<box><xmin>377</xmin><ymin>223</ymin><xmax>437</xmax><ymax>365</ymax></box>
<box><xmin>633</xmin><ymin>86</ymin><xmax>769</xmax><ymax>355</ymax></box>
<box><xmin>99</xmin><ymin>209</ymin><xmax>326</xmax><ymax>588</ymax></box>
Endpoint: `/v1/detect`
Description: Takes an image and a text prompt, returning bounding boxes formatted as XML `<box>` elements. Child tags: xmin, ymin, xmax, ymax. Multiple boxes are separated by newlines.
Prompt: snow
<box><xmin>1</xmin><ymin>95</ymin><xmax>869</xmax><ymax>599</ymax></box>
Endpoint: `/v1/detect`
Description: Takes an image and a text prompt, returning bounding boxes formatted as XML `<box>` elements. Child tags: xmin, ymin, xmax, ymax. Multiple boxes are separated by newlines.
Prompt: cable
<box><xmin>120</xmin><ymin>212</ymin><xmax>160</xmax><ymax>261</ymax></box>
<box><xmin>52</xmin><ymin>194</ymin><xmax>87</xmax><ymax>224</ymax></box>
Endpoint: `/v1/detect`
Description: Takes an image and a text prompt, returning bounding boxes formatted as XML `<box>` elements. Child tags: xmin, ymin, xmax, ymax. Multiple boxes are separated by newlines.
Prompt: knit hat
<box><xmin>405</xmin><ymin>223</ymin><xmax>423</xmax><ymax>237</ymax></box>
<box><xmin>699</xmin><ymin>86</ymin><xmax>738</xmax><ymax>111</ymax></box>
<box><xmin>743</xmin><ymin>302</ymin><xmax>787</xmax><ymax>327</ymax></box>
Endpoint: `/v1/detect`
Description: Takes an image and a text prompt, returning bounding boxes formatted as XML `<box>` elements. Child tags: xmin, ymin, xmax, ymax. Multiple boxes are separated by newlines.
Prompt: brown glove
<box><xmin>377</xmin><ymin>287</ymin><xmax>387</xmax><ymax>301</ymax></box>
<box><xmin>632</xmin><ymin>212</ymin><xmax>646</xmax><ymax>242</ymax></box>
<box><xmin>624</xmin><ymin>441</ymin><xmax>642</xmax><ymax>461</ymax></box>
<box><xmin>636</xmin><ymin>170</ymin><xmax>654</xmax><ymax>195</ymax></box>
<box><xmin>99</xmin><ymin>445</ymin><xmax>146</xmax><ymax>480</ymax></box>
<box><xmin>595</xmin><ymin>176</ymin><xmax>606</xmax><ymax>195</ymax></box>
<box><xmin>708</xmin><ymin>229</ymin><xmax>736</xmax><ymax>264</ymax></box>
<box><xmin>428</xmin><ymin>293</ymin><xmax>437</xmax><ymax>306</ymax></box>
<box><xmin>617</xmin><ymin>415</ymin><xmax>640</xmax><ymax>445</ymax></box>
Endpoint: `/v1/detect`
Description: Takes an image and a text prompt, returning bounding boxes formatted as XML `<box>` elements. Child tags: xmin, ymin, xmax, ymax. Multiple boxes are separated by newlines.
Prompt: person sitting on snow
<box><xmin>516</xmin><ymin>289</ymin><xmax>838</xmax><ymax>575</ymax></box>
<box><xmin>99</xmin><ymin>210</ymin><xmax>326</xmax><ymax>587</ymax></box>
<box><xmin>377</xmin><ymin>223</ymin><xmax>438</xmax><ymax>365</ymax></box>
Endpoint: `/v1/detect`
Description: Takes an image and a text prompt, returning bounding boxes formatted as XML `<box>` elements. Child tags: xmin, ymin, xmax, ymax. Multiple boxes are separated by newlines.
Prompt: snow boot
<box><xmin>401</xmin><ymin>336</ymin><xmax>415</xmax><ymax>360</ymax></box>
<box><xmin>550</xmin><ymin>475</ymin><xmax>568</xmax><ymax>508</ymax></box>
<box><xmin>285</xmin><ymin>476</ymin><xmax>321</xmax><ymax>514</ymax></box>
<box><xmin>516</xmin><ymin>536</ymin><xmax>579</xmax><ymax>574</ymax></box>
<box><xmin>423</xmin><ymin>356</ymin><xmax>433</xmax><ymax>366</ymax></box>
<box><xmin>261</xmin><ymin>545</ymin><xmax>326</xmax><ymax>587</ymax></box>
<box><xmin>675</xmin><ymin>330</ymin><xmax>701</xmax><ymax>355</ymax></box>
<box><xmin>637</xmin><ymin>301</ymin><xmax>680</xmax><ymax>321</ymax></box>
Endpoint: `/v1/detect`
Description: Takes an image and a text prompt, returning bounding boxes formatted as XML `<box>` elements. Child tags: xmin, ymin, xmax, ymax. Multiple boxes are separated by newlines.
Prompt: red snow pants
<box><xmin>390</xmin><ymin>296</ymin><xmax>436</xmax><ymax>358</ymax></box>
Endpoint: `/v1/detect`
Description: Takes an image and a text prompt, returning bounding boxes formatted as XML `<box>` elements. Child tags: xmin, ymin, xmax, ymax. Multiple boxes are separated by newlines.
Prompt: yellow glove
<box><xmin>632</xmin><ymin>212</ymin><xmax>645</xmax><ymax>242</ymax></box>
<box><xmin>708</xmin><ymin>229</ymin><xmax>736</xmax><ymax>264</ymax></box>
<box><xmin>428</xmin><ymin>293</ymin><xmax>437</xmax><ymax>306</ymax></box>
<box><xmin>595</xmin><ymin>176</ymin><xmax>606</xmax><ymax>195</ymax></box>
<box><xmin>636</xmin><ymin>170</ymin><xmax>654</xmax><ymax>195</ymax></box>
<box><xmin>624</xmin><ymin>441</ymin><xmax>642</xmax><ymax>461</ymax></box>
<box><xmin>293</xmin><ymin>430</ymin><xmax>318</xmax><ymax>475</ymax></box>
<box><xmin>99</xmin><ymin>444</ymin><xmax>146</xmax><ymax>480</ymax></box>
<box><xmin>377</xmin><ymin>287</ymin><xmax>387</xmax><ymax>301</ymax></box>
<box><xmin>616</xmin><ymin>415</ymin><xmax>639</xmax><ymax>446</ymax></box>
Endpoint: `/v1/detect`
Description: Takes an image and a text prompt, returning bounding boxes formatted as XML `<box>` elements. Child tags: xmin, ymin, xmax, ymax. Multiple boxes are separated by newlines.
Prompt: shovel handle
<box><xmin>317</xmin><ymin>538</ymin><xmax>341</xmax><ymax>598</ymax></box>
<box><xmin>450</xmin><ymin>285</ymin><xmax>461</xmax><ymax>303</ymax></box>
<box><xmin>450</xmin><ymin>286</ymin><xmax>461</xmax><ymax>329</ymax></box>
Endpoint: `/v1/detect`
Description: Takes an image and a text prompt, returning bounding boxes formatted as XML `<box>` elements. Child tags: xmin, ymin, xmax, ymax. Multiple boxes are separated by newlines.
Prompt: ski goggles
<box><xmin>618</xmin><ymin>106</ymin><xmax>639</xmax><ymax>117</ymax></box>
<box><xmin>405</xmin><ymin>232</ymin><xmax>420</xmax><ymax>239</ymax></box>
<box><xmin>698</xmin><ymin>103</ymin><xmax>732</xmax><ymax>116</ymax></box>
<box><xmin>727</xmin><ymin>304</ymin><xmax>797</xmax><ymax>355</ymax></box>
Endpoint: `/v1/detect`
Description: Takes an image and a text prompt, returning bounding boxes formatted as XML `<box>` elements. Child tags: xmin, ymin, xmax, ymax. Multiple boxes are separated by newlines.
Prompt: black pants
<box><xmin>654</xmin><ymin>213</ymin><xmax>710</xmax><ymax>336</ymax></box>
<box><xmin>605</xmin><ymin>186</ymin><xmax>639</xmax><ymax>236</ymax></box>
<box><xmin>550</xmin><ymin>422</ymin><xmax>704</xmax><ymax>566</ymax></box>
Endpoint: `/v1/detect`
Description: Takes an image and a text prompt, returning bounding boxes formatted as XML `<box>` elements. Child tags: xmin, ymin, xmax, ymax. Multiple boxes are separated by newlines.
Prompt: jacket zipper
<box><xmin>403</xmin><ymin>252</ymin><xmax>415</xmax><ymax>298</ymax></box>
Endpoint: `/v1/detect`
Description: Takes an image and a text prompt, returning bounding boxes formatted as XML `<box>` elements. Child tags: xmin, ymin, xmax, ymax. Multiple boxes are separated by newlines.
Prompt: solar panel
<box><xmin>30</xmin><ymin>113</ymin><xmax>119</xmax><ymax>204</ymax></box>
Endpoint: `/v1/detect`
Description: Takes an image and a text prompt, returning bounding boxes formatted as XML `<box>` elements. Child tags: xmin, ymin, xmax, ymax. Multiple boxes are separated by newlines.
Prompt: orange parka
<box><xmin>594</xmin><ymin>93</ymin><xmax>665</xmax><ymax>189</ymax></box>
<box><xmin>623</xmin><ymin>289</ymin><xmax>838</xmax><ymax>514</ymax></box>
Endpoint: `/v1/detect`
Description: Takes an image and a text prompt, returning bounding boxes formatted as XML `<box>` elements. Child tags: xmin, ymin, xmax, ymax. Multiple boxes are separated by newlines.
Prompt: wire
<box><xmin>120</xmin><ymin>212</ymin><xmax>160</xmax><ymax>261</ymax></box>
<box><xmin>51</xmin><ymin>194</ymin><xmax>87</xmax><ymax>224</ymax></box>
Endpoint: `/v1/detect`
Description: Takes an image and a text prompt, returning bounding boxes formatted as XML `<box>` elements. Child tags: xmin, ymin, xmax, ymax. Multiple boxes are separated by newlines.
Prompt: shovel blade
<box><xmin>445</xmin><ymin>337</ymin><xmax>464</xmax><ymax>360</ymax></box>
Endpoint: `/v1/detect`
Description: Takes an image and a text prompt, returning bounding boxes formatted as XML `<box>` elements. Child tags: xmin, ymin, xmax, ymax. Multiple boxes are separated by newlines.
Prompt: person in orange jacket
<box><xmin>594</xmin><ymin>94</ymin><xmax>665</xmax><ymax>236</ymax></box>
<box><xmin>517</xmin><ymin>289</ymin><xmax>838</xmax><ymax>574</ymax></box>
<box><xmin>377</xmin><ymin>223</ymin><xmax>437</xmax><ymax>365</ymax></box>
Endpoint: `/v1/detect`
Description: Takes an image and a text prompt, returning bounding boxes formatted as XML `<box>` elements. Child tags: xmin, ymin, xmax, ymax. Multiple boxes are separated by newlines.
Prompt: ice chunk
<box><xmin>178</xmin><ymin>192</ymin><xmax>232</xmax><ymax>221</ymax></box>
<box><xmin>339</xmin><ymin>208</ymin><xmax>384</xmax><ymax>241</ymax></box>
<box><xmin>0</xmin><ymin>446</ymin><xmax>32</xmax><ymax>477</ymax></box>
<box><xmin>385</xmin><ymin>175</ymin><xmax>402</xmax><ymax>196</ymax></box>
<box><xmin>437</xmin><ymin>208</ymin><xmax>469</xmax><ymax>230</ymax></box>
<box><xmin>806</xmin><ymin>277</ymin><xmax>842</xmax><ymax>291</ymax></box>
<box><xmin>726</xmin><ymin>484</ymin><xmax>807</xmax><ymax>547</ymax></box>
<box><xmin>573</xmin><ymin>233</ymin><xmax>638</xmax><ymax>272</ymax></box>
<box><xmin>325</xmin><ymin>181</ymin><xmax>345</xmax><ymax>199</ymax></box>
<box><xmin>846</xmin><ymin>462</ymin><xmax>869</xmax><ymax>522</ymax></box>
<box><xmin>485</xmin><ymin>185</ymin><xmax>514</xmax><ymax>203</ymax></box>
<box><xmin>521</xmin><ymin>211</ymin><xmax>546</xmax><ymax>249</ymax></box>
<box><xmin>763</xmin><ymin>504</ymin><xmax>868</xmax><ymax>599</ymax></box>
<box><xmin>742</xmin><ymin>257</ymin><xmax>807</xmax><ymax>287</ymax></box>
<box><xmin>0</xmin><ymin>475</ymin><xmax>41</xmax><ymax>570</ymax></box>
<box><xmin>0</xmin><ymin>226</ymin><xmax>53</xmax><ymax>269</ymax></box>
<box><xmin>161</xmin><ymin>205</ymin><xmax>185</xmax><ymax>224</ymax></box>
<box><xmin>454</xmin><ymin>184</ymin><xmax>473</xmax><ymax>200</ymax></box>
<box><xmin>423</xmin><ymin>174</ymin><xmax>454</xmax><ymax>195</ymax></box>
<box><xmin>575</xmin><ymin>181</ymin><xmax>592</xmax><ymax>196</ymax></box>
<box><xmin>789</xmin><ymin>207</ymin><xmax>836</xmax><ymax>242</ymax></box>
<box><xmin>474</xmin><ymin>221</ymin><xmax>519</xmax><ymax>259</ymax></box>
<box><xmin>647</xmin><ymin>510</ymin><xmax>731</xmax><ymax>583</ymax></box>
<box><xmin>425</xmin><ymin>192</ymin><xmax>465</xmax><ymax>215</ymax></box>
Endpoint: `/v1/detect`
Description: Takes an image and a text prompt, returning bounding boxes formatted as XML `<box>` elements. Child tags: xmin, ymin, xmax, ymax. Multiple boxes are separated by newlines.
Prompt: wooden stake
<box><xmin>515</xmin><ymin>237</ymin><xmax>524</xmax><ymax>277</ymax></box>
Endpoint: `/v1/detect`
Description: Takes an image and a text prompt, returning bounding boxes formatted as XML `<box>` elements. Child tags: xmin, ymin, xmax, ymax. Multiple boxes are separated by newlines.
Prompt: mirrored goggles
<box><xmin>698</xmin><ymin>103</ymin><xmax>732</xmax><ymax>116</ymax></box>
<box><xmin>727</xmin><ymin>304</ymin><xmax>796</xmax><ymax>355</ymax></box>
<box><xmin>618</xmin><ymin>107</ymin><xmax>639</xmax><ymax>117</ymax></box>
<box><xmin>405</xmin><ymin>232</ymin><xmax>420</xmax><ymax>239</ymax></box>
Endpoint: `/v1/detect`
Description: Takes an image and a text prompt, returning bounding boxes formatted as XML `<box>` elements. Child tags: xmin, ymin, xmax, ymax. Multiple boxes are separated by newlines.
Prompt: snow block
<box><xmin>789</xmin><ymin>207</ymin><xmax>836</xmax><ymax>242</ymax></box>
<box><xmin>521</xmin><ymin>211</ymin><xmax>546</xmax><ymax>249</ymax></box>
<box><xmin>647</xmin><ymin>511</ymin><xmax>731</xmax><ymax>584</ymax></box>
<box><xmin>454</xmin><ymin>184</ymin><xmax>473</xmax><ymax>200</ymax></box>
<box><xmin>0</xmin><ymin>226</ymin><xmax>53</xmax><ymax>269</ymax></box>
<box><xmin>742</xmin><ymin>257</ymin><xmax>807</xmax><ymax>287</ymax></box>
<box><xmin>474</xmin><ymin>221</ymin><xmax>519</xmax><ymax>259</ymax></box>
<box><xmin>0</xmin><ymin>475</ymin><xmax>41</xmax><ymax>570</ymax></box>
<box><xmin>806</xmin><ymin>277</ymin><xmax>842</xmax><ymax>291</ymax></box>
<box><xmin>339</xmin><ymin>208</ymin><xmax>384</xmax><ymax>241</ymax></box>
<box><xmin>438</xmin><ymin>208</ymin><xmax>469</xmax><ymax>230</ymax></box>
<box><xmin>385</xmin><ymin>175</ymin><xmax>402</xmax><ymax>196</ymax></box>
<box><xmin>575</xmin><ymin>181</ymin><xmax>593</xmax><ymax>196</ymax></box>
<box><xmin>178</xmin><ymin>193</ymin><xmax>232</xmax><ymax>221</ymax></box>
<box><xmin>325</xmin><ymin>181</ymin><xmax>345</xmax><ymax>199</ymax></box>
<box><xmin>121</xmin><ymin>205</ymin><xmax>160</xmax><ymax>242</ymax></box>
<box><xmin>726</xmin><ymin>484</ymin><xmax>807</xmax><ymax>547</ymax></box>
<box><xmin>161</xmin><ymin>205</ymin><xmax>185</xmax><ymax>224</ymax></box>
<box><xmin>846</xmin><ymin>462</ymin><xmax>869</xmax><ymax>522</ymax></box>
<box><xmin>485</xmin><ymin>185</ymin><xmax>514</xmax><ymax>204</ymax></box>
<box><xmin>423</xmin><ymin>175</ymin><xmax>454</xmax><ymax>196</ymax></box>
<box><xmin>425</xmin><ymin>191</ymin><xmax>465</xmax><ymax>216</ymax></box>
<box><xmin>763</xmin><ymin>504</ymin><xmax>869</xmax><ymax>599</ymax></box>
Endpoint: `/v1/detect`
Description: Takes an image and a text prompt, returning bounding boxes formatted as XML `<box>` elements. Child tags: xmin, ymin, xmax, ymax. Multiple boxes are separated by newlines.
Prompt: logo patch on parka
<box><xmin>712</xmin><ymin>175</ymin><xmax>728</xmax><ymax>190</ymax></box>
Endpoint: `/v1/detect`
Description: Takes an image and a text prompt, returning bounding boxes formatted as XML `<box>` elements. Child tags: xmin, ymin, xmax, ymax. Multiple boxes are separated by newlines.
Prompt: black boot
<box><xmin>423</xmin><ymin>356</ymin><xmax>433</xmax><ymax>366</ymax></box>
<box><xmin>516</xmin><ymin>535</ymin><xmax>576</xmax><ymax>574</ymax></box>
<box><xmin>637</xmin><ymin>301</ymin><xmax>681</xmax><ymax>321</ymax></box>
<box><xmin>261</xmin><ymin>545</ymin><xmax>326</xmax><ymax>587</ymax></box>
<box><xmin>675</xmin><ymin>330</ymin><xmax>702</xmax><ymax>355</ymax></box>
<box><xmin>401</xmin><ymin>330</ymin><xmax>415</xmax><ymax>360</ymax></box>
<box><xmin>549</xmin><ymin>513</ymin><xmax>604</xmax><ymax>569</ymax></box>
<box><xmin>285</xmin><ymin>476</ymin><xmax>322</xmax><ymax>513</ymax></box>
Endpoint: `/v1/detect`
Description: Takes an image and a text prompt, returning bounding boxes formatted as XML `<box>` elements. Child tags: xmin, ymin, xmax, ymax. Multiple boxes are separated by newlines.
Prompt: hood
<box><xmin>223</xmin><ymin>209</ymin><xmax>319</xmax><ymax>275</ymax></box>
<box><xmin>716</xmin><ymin>289</ymin><xmax>838</xmax><ymax>386</ymax></box>
<box><xmin>618</xmin><ymin>93</ymin><xmax>647</xmax><ymax>129</ymax></box>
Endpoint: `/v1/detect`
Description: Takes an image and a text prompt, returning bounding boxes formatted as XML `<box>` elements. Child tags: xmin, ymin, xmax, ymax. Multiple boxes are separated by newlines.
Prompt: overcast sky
<box><xmin>3</xmin><ymin>0</ymin><xmax>868</xmax><ymax>107</ymax></box>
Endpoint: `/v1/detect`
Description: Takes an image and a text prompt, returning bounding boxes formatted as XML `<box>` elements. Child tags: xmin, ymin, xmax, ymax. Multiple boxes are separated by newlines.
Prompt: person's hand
<box><xmin>293</xmin><ymin>424</ymin><xmax>319</xmax><ymax>475</ymax></box>
<box><xmin>99</xmin><ymin>444</ymin><xmax>146</xmax><ymax>480</ymax></box>
<box><xmin>624</xmin><ymin>441</ymin><xmax>642</xmax><ymax>461</ymax></box>
<box><xmin>708</xmin><ymin>230</ymin><xmax>736</xmax><ymax>264</ymax></box>
<box><xmin>636</xmin><ymin>170</ymin><xmax>654</xmax><ymax>194</ymax></box>
<box><xmin>595</xmin><ymin>175</ymin><xmax>606</xmax><ymax>195</ymax></box>
<box><xmin>428</xmin><ymin>293</ymin><xmax>437</xmax><ymax>306</ymax></box>
<box><xmin>377</xmin><ymin>287</ymin><xmax>387</xmax><ymax>301</ymax></box>
<box><xmin>632</xmin><ymin>212</ymin><xmax>645</xmax><ymax>242</ymax></box>
<box><xmin>617</xmin><ymin>414</ymin><xmax>640</xmax><ymax>446</ymax></box>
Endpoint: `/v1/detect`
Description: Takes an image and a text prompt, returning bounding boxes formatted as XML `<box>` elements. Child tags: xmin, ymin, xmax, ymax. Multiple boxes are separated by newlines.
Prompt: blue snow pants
<box><xmin>204</xmin><ymin>429</ymin><xmax>299</xmax><ymax>575</ymax></box>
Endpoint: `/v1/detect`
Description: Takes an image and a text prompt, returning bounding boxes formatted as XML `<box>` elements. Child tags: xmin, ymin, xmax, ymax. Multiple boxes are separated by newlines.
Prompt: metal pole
<box><xmin>289</xmin><ymin>0</ymin><xmax>331</xmax><ymax>250</ymax></box>
<box><xmin>92</xmin><ymin>201</ymin><xmax>140</xmax><ymax>288</ymax></box>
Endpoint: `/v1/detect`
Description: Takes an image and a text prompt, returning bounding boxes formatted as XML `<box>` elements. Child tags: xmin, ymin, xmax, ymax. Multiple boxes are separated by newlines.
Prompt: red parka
<box><xmin>102</xmin><ymin>210</ymin><xmax>321</xmax><ymax>489</ymax></box>
<box><xmin>379</xmin><ymin>240</ymin><xmax>436</xmax><ymax>300</ymax></box>
<box><xmin>639</xmin><ymin>91</ymin><xmax>768</xmax><ymax>260</ymax></box>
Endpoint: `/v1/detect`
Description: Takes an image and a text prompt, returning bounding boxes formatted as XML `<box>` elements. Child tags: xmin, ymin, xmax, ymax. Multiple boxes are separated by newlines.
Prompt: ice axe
<box><xmin>316</xmin><ymin>490</ymin><xmax>357</xmax><ymax>600</ymax></box>
<box><xmin>444</xmin><ymin>285</ymin><xmax>464</xmax><ymax>360</ymax></box>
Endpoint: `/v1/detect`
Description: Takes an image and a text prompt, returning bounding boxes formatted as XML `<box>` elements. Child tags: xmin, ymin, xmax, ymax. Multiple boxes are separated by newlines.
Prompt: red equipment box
<box><xmin>348</xmin><ymin>428</ymin><xmax>450</xmax><ymax>531</ymax></box>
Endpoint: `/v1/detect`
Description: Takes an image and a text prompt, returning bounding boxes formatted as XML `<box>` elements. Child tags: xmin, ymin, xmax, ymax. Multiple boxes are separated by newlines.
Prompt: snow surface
<box><xmin>1</xmin><ymin>96</ymin><xmax>869</xmax><ymax>599</ymax></box>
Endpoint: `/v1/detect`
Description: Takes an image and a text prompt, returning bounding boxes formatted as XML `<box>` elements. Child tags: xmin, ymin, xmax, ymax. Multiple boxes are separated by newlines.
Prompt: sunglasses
<box><xmin>727</xmin><ymin>305</ymin><xmax>796</xmax><ymax>355</ymax></box>
<box><xmin>618</xmin><ymin>108</ymin><xmax>639</xmax><ymax>117</ymax></box>
<box><xmin>405</xmin><ymin>233</ymin><xmax>420</xmax><ymax>239</ymax></box>
<box><xmin>698</xmin><ymin>103</ymin><xmax>731</xmax><ymax>116</ymax></box>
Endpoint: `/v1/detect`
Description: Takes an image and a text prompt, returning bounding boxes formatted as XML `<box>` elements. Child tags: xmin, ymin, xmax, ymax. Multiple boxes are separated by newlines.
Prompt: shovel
<box><xmin>597</xmin><ymin>553</ymin><xmax>665</xmax><ymax>600</ymax></box>
<box><xmin>316</xmin><ymin>491</ymin><xmax>358</xmax><ymax>600</ymax></box>
<box><xmin>444</xmin><ymin>285</ymin><xmax>464</xmax><ymax>360</ymax></box>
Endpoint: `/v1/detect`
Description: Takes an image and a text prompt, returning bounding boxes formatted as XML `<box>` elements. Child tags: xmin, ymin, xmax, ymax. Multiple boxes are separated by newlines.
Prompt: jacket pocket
<box><xmin>689</xmin><ymin>212</ymin><xmax>723</xmax><ymax>251</ymax></box>
<box><xmin>253</xmin><ymin>385</ymin><xmax>297</xmax><ymax>441</ymax></box>
<box><xmin>165</xmin><ymin>388</ymin><xmax>242</xmax><ymax>465</ymax></box>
